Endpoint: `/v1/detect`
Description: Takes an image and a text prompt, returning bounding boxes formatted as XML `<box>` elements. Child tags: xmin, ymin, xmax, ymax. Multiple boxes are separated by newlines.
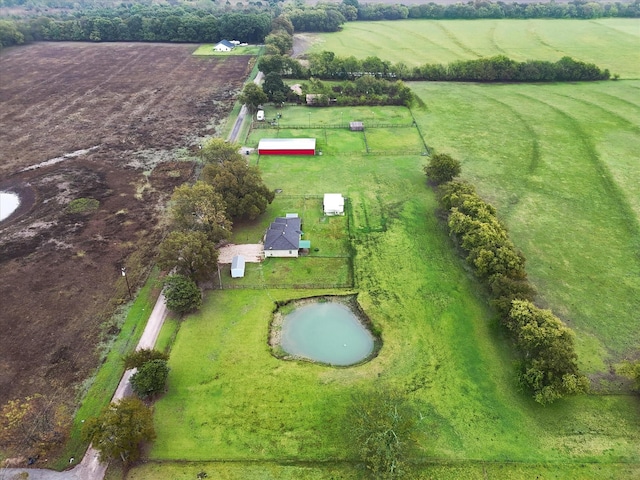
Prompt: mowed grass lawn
<box><xmin>306</xmin><ymin>18</ymin><xmax>640</xmax><ymax>78</ymax></box>
<box><xmin>410</xmin><ymin>81</ymin><xmax>640</xmax><ymax>373</ymax></box>
<box><xmin>147</xmin><ymin>126</ymin><xmax>640</xmax><ymax>475</ymax></box>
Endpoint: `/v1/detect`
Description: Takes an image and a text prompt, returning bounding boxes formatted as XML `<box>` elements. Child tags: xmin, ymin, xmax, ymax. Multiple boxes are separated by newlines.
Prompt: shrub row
<box><xmin>298</xmin><ymin>52</ymin><xmax>611</xmax><ymax>82</ymax></box>
<box><xmin>436</xmin><ymin>179</ymin><xmax>589</xmax><ymax>404</ymax></box>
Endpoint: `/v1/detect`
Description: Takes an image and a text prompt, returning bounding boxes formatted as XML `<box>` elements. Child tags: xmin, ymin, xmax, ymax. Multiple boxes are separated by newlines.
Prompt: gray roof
<box><xmin>231</xmin><ymin>255</ymin><xmax>245</xmax><ymax>269</ymax></box>
<box><xmin>217</xmin><ymin>40</ymin><xmax>235</xmax><ymax>49</ymax></box>
<box><xmin>264</xmin><ymin>217</ymin><xmax>301</xmax><ymax>251</ymax></box>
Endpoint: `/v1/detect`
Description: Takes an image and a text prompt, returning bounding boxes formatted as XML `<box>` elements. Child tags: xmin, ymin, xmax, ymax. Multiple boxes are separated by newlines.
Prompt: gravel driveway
<box><xmin>218</xmin><ymin>244</ymin><xmax>264</xmax><ymax>263</ymax></box>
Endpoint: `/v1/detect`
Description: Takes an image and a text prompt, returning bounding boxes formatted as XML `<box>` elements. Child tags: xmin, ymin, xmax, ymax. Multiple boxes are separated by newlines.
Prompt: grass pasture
<box><xmin>129</xmin><ymin>19</ymin><xmax>640</xmax><ymax>478</ymax></box>
<box><xmin>410</xmin><ymin>80</ymin><xmax>640</xmax><ymax>372</ymax></box>
<box><xmin>306</xmin><ymin>18</ymin><xmax>640</xmax><ymax>78</ymax></box>
<box><xmin>142</xmin><ymin>111</ymin><xmax>640</xmax><ymax>479</ymax></box>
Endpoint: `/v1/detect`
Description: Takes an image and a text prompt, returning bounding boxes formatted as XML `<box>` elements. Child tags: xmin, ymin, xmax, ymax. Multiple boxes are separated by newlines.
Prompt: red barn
<box><xmin>258</xmin><ymin>138</ymin><xmax>316</xmax><ymax>156</ymax></box>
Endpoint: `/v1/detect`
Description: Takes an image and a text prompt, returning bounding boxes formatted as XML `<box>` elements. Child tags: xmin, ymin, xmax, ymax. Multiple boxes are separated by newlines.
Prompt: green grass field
<box><xmin>306</xmin><ymin>18</ymin><xmax>640</xmax><ymax>78</ymax></box>
<box><xmin>139</xmin><ymin>119</ymin><xmax>639</xmax><ymax>478</ymax></box>
<box><xmin>409</xmin><ymin>80</ymin><xmax>640</xmax><ymax>373</ymax></box>
<box><xmin>124</xmin><ymin>19</ymin><xmax>640</xmax><ymax>479</ymax></box>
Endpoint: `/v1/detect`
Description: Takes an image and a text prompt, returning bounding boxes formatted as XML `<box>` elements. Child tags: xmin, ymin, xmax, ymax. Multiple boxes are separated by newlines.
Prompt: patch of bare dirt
<box><xmin>0</xmin><ymin>43</ymin><xmax>252</xmax><ymax>414</ymax></box>
<box><xmin>217</xmin><ymin>243</ymin><xmax>264</xmax><ymax>263</ymax></box>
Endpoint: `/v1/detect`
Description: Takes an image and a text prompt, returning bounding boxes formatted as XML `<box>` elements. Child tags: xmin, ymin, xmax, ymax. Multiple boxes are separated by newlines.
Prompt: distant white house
<box><xmin>323</xmin><ymin>194</ymin><xmax>345</xmax><ymax>216</ymax></box>
<box><xmin>230</xmin><ymin>40</ymin><xmax>241</xmax><ymax>46</ymax></box>
<box><xmin>231</xmin><ymin>255</ymin><xmax>245</xmax><ymax>278</ymax></box>
<box><xmin>214</xmin><ymin>40</ymin><xmax>235</xmax><ymax>52</ymax></box>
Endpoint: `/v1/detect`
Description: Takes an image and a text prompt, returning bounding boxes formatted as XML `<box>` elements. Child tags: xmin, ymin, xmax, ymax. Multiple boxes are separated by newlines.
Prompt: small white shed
<box><xmin>323</xmin><ymin>194</ymin><xmax>345</xmax><ymax>216</ymax></box>
<box><xmin>231</xmin><ymin>255</ymin><xmax>245</xmax><ymax>278</ymax></box>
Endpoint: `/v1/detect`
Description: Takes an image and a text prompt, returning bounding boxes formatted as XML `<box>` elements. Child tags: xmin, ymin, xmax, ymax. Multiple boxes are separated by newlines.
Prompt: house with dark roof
<box><xmin>263</xmin><ymin>215</ymin><xmax>308</xmax><ymax>258</ymax></box>
<box><xmin>214</xmin><ymin>40</ymin><xmax>235</xmax><ymax>52</ymax></box>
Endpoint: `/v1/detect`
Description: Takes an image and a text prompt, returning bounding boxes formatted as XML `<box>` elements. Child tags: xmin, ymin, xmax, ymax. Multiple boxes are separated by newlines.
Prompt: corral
<box><xmin>0</xmin><ymin>43</ymin><xmax>252</xmax><ymax>426</ymax></box>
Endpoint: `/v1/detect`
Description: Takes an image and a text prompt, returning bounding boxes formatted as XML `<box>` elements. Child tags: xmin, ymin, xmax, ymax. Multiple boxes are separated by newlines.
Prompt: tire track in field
<box><xmin>549</xmin><ymin>92</ymin><xmax>640</xmax><ymax>136</ymax></box>
<box><xmin>488</xmin><ymin>23</ymin><xmax>509</xmax><ymax>57</ymax></box>
<box><xmin>517</xmin><ymin>92</ymin><xmax>640</xmax><ymax>240</ymax></box>
<box><xmin>593</xmin><ymin>89</ymin><xmax>640</xmax><ymax>111</ymax></box>
<box><xmin>475</xmin><ymin>90</ymin><xmax>541</xmax><ymax>174</ymax></box>
<box><xmin>433</xmin><ymin>22</ymin><xmax>482</xmax><ymax>58</ymax></box>
<box><xmin>527</xmin><ymin>24</ymin><xmax>568</xmax><ymax>58</ymax></box>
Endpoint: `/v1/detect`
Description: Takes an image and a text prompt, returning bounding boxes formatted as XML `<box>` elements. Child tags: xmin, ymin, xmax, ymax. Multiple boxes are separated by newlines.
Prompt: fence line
<box><xmin>409</xmin><ymin>108</ymin><xmax>431</xmax><ymax>155</ymax></box>
<box><xmin>217</xmin><ymin>283</ymin><xmax>354</xmax><ymax>290</ymax></box>
<box><xmin>251</xmin><ymin>122</ymin><xmax>415</xmax><ymax>130</ymax></box>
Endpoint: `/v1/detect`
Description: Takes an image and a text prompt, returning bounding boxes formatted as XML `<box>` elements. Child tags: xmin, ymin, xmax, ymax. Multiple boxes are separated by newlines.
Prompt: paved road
<box><xmin>227</xmin><ymin>71</ymin><xmax>263</xmax><ymax>142</ymax></box>
<box><xmin>3</xmin><ymin>70</ymin><xmax>263</xmax><ymax>480</ymax></box>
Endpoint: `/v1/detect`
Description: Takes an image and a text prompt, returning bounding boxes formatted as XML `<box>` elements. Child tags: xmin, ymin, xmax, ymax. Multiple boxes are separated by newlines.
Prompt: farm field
<box><xmin>304</xmin><ymin>18</ymin><xmax>640</xmax><ymax>78</ymax></box>
<box><xmin>134</xmin><ymin>114</ymin><xmax>639</xmax><ymax>479</ymax></box>
<box><xmin>0</xmin><ymin>42</ymin><xmax>253</xmax><ymax>451</ymax></box>
<box><xmin>130</xmin><ymin>18</ymin><xmax>640</xmax><ymax>478</ymax></box>
<box><xmin>410</xmin><ymin>80</ymin><xmax>640</xmax><ymax>374</ymax></box>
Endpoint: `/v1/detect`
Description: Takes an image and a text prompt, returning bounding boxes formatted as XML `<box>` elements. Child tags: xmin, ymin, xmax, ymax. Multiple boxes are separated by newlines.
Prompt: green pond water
<box><xmin>280</xmin><ymin>302</ymin><xmax>374</xmax><ymax>366</ymax></box>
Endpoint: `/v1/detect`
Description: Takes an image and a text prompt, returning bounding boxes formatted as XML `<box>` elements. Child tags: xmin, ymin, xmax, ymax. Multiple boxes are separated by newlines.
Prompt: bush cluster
<box><xmin>434</xmin><ymin>173</ymin><xmax>589</xmax><ymax>403</ymax></box>
<box><xmin>303</xmin><ymin>76</ymin><xmax>414</xmax><ymax>107</ymax></box>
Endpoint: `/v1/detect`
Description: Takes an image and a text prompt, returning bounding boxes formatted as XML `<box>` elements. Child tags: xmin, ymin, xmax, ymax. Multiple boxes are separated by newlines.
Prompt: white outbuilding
<box><xmin>323</xmin><ymin>194</ymin><xmax>345</xmax><ymax>216</ymax></box>
<box><xmin>231</xmin><ymin>255</ymin><xmax>245</xmax><ymax>278</ymax></box>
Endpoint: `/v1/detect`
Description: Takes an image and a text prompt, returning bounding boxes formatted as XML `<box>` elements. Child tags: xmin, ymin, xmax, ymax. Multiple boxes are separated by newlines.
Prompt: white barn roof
<box><xmin>258</xmin><ymin>138</ymin><xmax>316</xmax><ymax>151</ymax></box>
<box><xmin>324</xmin><ymin>193</ymin><xmax>345</xmax><ymax>214</ymax></box>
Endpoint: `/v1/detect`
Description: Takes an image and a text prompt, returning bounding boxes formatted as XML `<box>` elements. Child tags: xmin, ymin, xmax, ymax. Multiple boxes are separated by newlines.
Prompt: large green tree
<box><xmin>424</xmin><ymin>152</ymin><xmax>461</xmax><ymax>185</ymax></box>
<box><xmin>346</xmin><ymin>388</ymin><xmax>420</xmax><ymax>479</ymax></box>
<box><xmin>82</xmin><ymin>398</ymin><xmax>155</xmax><ymax>464</ymax></box>
<box><xmin>203</xmin><ymin>158</ymin><xmax>275</xmax><ymax>220</ymax></box>
<box><xmin>201</xmin><ymin>138</ymin><xmax>243</xmax><ymax>164</ymax></box>
<box><xmin>238</xmin><ymin>82</ymin><xmax>268</xmax><ymax>111</ymax></box>
<box><xmin>169</xmin><ymin>181</ymin><xmax>231</xmax><ymax>244</ymax></box>
<box><xmin>262</xmin><ymin>72</ymin><xmax>289</xmax><ymax>103</ymax></box>
<box><xmin>123</xmin><ymin>349</ymin><xmax>169</xmax><ymax>370</ymax></box>
<box><xmin>157</xmin><ymin>230</ymin><xmax>219</xmax><ymax>282</ymax></box>
<box><xmin>264</xmin><ymin>30</ymin><xmax>293</xmax><ymax>55</ymax></box>
<box><xmin>130</xmin><ymin>359</ymin><xmax>170</xmax><ymax>399</ymax></box>
<box><xmin>163</xmin><ymin>274</ymin><xmax>202</xmax><ymax>314</ymax></box>
<box><xmin>509</xmin><ymin>300</ymin><xmax>589</xmax><ymax>404</ymax></box>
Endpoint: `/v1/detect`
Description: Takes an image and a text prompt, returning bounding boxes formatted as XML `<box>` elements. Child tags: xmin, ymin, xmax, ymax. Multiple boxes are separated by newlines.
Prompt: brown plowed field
<box><xmin>0</xmin><ymin>43</ymin><xmax>252</xmax><ymax>414</ymax></box>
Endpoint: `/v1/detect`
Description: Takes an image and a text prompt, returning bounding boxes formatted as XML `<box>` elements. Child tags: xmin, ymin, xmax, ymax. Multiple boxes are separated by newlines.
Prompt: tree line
<box><xmin>259</xmin><ymin>51</ymin><xmax>612</xmax><ymax>83</ymax></box>
<box><xmin>3</xmin><ymin>1</ymin><xmax>639</xmax><ymax>49</ymax></box>
<box><xmin>156</xmin><ymin>139</ymin><xmax>274</xmax><ymax>314</ymax></box>
<box><xmin>0</xmin><ymin>4</ymin><xmax>272</xmax><ymax>46</ymax></box>
<box><xmin>354</xmin><ymin>0</ymin><xmax>640</xmax><ymax>21</ymax></box>
<box><xmin>425</xmin><ymin>154</ymin><xmax>589</xmax><ymax>404</ymax></box>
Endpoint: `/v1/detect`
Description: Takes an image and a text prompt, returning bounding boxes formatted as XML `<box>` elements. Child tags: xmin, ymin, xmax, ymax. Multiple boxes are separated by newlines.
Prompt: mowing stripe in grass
<box><xmin>434</xmin><ymin>22</ymin><xmax>483</xmax><ymax>58</ymax></box>
<box><xmin>518</xmin><ymin>92</ymin><xmax>640</xmax><ymax>240</ymax></box>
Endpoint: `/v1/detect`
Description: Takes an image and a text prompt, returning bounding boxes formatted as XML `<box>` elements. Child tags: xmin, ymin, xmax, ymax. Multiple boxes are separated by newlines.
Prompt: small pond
<box><xmin>279</xmin><ymin>301</ymin><xmax>375</xmax><ymax>366</ymax></box>
<box><xmin>0</xmin><ymin>192</ymin><xmax>20</xmax><ymax>222</ymax></box>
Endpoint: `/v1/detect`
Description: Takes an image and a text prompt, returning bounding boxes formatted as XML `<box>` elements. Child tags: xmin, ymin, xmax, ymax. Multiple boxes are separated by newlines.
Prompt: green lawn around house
<box><xmin>192</xmin><ymin>44</ymin><xmax>262</xmax><ymax>56</ymax></box>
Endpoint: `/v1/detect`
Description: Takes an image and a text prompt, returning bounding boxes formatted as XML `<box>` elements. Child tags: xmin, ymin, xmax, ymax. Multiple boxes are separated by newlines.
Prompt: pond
<box><xmin>0</xmin><ymin>192</ymin><xmax>20</xmax><ymax>222</ymax></box>
<box><xmin>280</xmin><ymin>301</ymin><xmax>375</xmax><ymax>366</ymax></box>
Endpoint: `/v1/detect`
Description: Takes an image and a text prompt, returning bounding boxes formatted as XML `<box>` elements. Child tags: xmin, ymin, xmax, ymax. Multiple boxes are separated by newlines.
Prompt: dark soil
<box><xmin>0</xmin><ymin>43</ymin><xmax>252</xmax><ymax>412</ymax></box>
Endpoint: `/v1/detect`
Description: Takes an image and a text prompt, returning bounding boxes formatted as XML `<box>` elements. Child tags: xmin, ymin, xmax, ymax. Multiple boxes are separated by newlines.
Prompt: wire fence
<box><xmin>251</xmin><ymin>122</ymin><xmax>416</xmax><ymax>130</ymax></box>
<box><xmin>215</xmin><ymin>282</ymin><xmax>354</xmax><ymax>290</ymax></box>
